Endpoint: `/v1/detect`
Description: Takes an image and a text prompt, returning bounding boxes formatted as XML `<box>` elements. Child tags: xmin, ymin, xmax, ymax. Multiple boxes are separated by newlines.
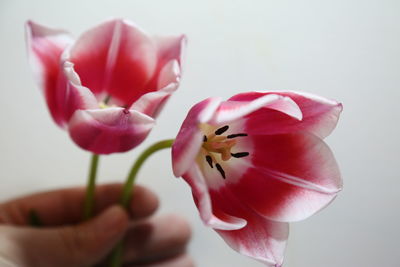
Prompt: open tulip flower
<box><xmin>26</xmin><ymin>19</ymin><xmax>186</xmax><ymax>154</ymax></box>
<box><xmin>172</xmin><ymin>91</ymin><xmax>342</xmax><ymax>266</ymax></box>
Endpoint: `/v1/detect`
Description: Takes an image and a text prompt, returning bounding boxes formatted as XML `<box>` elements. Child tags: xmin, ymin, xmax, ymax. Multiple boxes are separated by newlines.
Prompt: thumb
<box><xmin>10</xmin><ymin>205</ymin><xmax>129</xmax><ymax>267</ymax></box>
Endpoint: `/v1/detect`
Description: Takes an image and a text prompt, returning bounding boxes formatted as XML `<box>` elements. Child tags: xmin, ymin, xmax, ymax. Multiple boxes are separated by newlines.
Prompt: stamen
<box><xmin>231</xmin><ymin>152</ymin><xmax>249</xmax><ymax>158</ymax></box>
<box><xmin>227</xmin><ymin>133</ymin><xmax>248</xmax><ymax>139</ymax></box>
<box><xmin>215</xmin><ymin>125</ymin><xmax>229</xmax><ymax>135</ymax></box>
<box><xmin>205</xmin><ymin>155</ymin><xmax>213</xmax><ymax>168</ymax></box>
<box><xmin>103</xmin><ymin>95</ymin><xmax>111</xmax><ymax>104</ymax></box>
<box><xmin>215</xmin><ymin>163</ymin><xmax>226</xmax><ymax>179</ymax></box>
<box><xmin>203</xmin><ymin>135</ymin><xmax>208</xmax><ymax>142</ymax></box>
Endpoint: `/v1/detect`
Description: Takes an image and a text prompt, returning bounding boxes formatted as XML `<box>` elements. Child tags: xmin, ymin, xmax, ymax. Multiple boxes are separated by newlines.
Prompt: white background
<box><xmin>1</xmin><ymin>0</ymin><xmax>399</xmax><ymax>266</ymax></box>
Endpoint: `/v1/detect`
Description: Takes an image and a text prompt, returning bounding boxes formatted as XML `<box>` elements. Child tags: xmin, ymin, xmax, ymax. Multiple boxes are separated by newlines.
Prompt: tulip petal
<box><xmin>230</xmin><ymin>91</ymin><xmax>342</xmax><ymax>138</ymax></box>
<box><xmin>68</xmin><ymin>108</ymin><xmax>155</xmax><ymax>154</ymax></box>
<box><xmin>144</xmin><ymin>35</ymin><xmax>186</xmax><ymax>90</ymax></box>
<box><xmin>130</xmin><ymin>60</ymin><xmax>180</xmax><ymax>117</ymax></box>
<box><xmin>209</xmin><ymin>187</ymin><xmax>288</xmax><ymax>266</ymax></box>
<box><xmin>130</xmin><ymin>34</ymin><xmax>186</xmax><ymax>117</ymax></box>
<box><xmin>62</xmin><ymin>62</ymin><xmax>102</xmax><ymax>120</ymax></box>
<box><xmin>182</xmin><ymin>165</ymin><xmax>247</xmax><ymax>230</ymax></box>
<box><xmin>210</xmin><ymin>94</ymin><xmax>302</xmax><ymax>125</ymax></box>
<box><xmin>154</xmin><ymin>34</ymin><xmax>187</xmax><ymax>68</ymax></box>
<box><xmin>172</xmin><ymin>97</ymin><xmax>222</xmax><ymax>177</ymax></box>
<box><xmin>217</xmin><ymin>220</ymin><xmax>288</xmax><ymax>267</ymax></box>
<box><xmin>25</xmin><ymin>20</ymin><xmax>74</xmax><ymax>126</ymax></box>
<box><xmin>67</xmin><ymin>19</ymin><xmax>157</xmax><ymax>106</ymax></box>
<box><xmin>230</xmin><ymin>132</ymin><xmax>342</xmax><ymax>222</ymax></box>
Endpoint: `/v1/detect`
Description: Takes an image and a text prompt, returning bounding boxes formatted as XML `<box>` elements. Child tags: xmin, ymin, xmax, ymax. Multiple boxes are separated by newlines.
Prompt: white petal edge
<box><xmin>172</xmin><ymin>97</ymin><xmax>222</xmax><ymax>177</ymax></box>
<box><xmin>210</xmin><ymin>94</ymin><xmax>302</xmax><ymax>125</ymax></box>
<box><xmin>25</xmin><ymin>20</ymin><xmax>73</xmax><ymax>94</ymax></box>
<box><xmin>183</xmin><ymin>165</ymin><xmax>247</xmax><ymax>230</ymax></box>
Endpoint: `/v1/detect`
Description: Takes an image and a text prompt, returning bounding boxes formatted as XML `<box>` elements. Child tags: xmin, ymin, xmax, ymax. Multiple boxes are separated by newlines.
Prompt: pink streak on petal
<box><xmin>154</xmin><ymin>35</ymin><xmax>187</xmax><ymax>67</ymax></box>
<box><xmin>25</xmin><ymin>20</ymin><xmax>73</xmax><ymax>127</ymax></box>
<box><xmin>130</xmin><ymin>60</ymin><xmax>180</xmax><ymax>117</ymax></box>
<box><xmin>230</xmin><ymin>91</ymin><xmax>342</xmax><ymax>138</ymax></box>
<box><xmin>144</xmin><ymin>35</ymin><xmax>187</xmax><ymax>91</ymax></box>
<box><xmin>172</xmin><ymin>97</ymin><xmax>222</xmax><ymax>177</ymax></box>
<box><xmin>230</xmin><ymin>133</ymin><xmax>342</xmax><ymax>222</ymax></box>
<box><xmin>68</xmin><ymin>108</ymin><xmax>155</xmax><ymax>154</ymax></box>
<box><xmin>61</xmin><ymin>62</ymin><xmax>101</xmax><ymax>120</ymax></box>
<box><xmin>157</xmin><ymin>60</ymin><xmax>181</xmax><ymax>91</ymax></box>
<box><xmin>182</xmin><ymin>165</ymin><xmax>247</xmax><ymax>230</ymax></box>
<box><xmin>69</xmin><ymin>19</ymin><xmax>157</xmax><ymax>105</ymax></box>
<box><xmin>210</xmin><ymin>94</ymin><xmax>302</xmax><ymax>125</ymax></box>
<box><xmin>210</xmin><ymin>187</ymin><xmax>288</xmax><ymax>266</ymax></box>
<box><xmin>216</xmin><ymin>221</ymin><xmax>288</xmax><ymax>267</ymax></box>
<box><xmin>131</xmin><ymin>34</ymin><xmax>186</xmax><ymax>117</ymax></box>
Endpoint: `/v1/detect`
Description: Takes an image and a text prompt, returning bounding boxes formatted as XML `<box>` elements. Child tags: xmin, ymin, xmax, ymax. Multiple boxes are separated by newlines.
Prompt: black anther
<box><xmin>205</xmin><ymin>155</ymin><xmax>213</xmax><ymax>168</ymax></box>
<box><xmin>231</xmin><ymin>152</ymin><xmax>250</xmax><ymax>158</ymax></box>
<box><xmin>215</xmin><ymin>163</ymin><xmax>226</xmax><ymax>179</ymax></box>
<box><xmin>215</xmin><ymin>125</ymin><xmax>229</xmax><ymax>135</ymax></box>
<box><xmin>227</xmin><ymin>133</ymin><xmax>248</xmax><ymax>139</ymax></box>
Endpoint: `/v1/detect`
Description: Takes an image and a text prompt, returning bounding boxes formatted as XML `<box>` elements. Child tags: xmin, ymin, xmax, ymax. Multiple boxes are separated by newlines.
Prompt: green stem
<box><xmin>108</xmin><ymin>139</ymin><xmax>174</xmax><ymax>267</ymax></box>
<box><xmin>120</xmin><ymin>139</ymin><xmax>174</xmax><ymax>208</ymax></box>
<box><xmin>83</xmin><ymin>154</ymin><xmax>100</xmax><ymax>220</ymax></box>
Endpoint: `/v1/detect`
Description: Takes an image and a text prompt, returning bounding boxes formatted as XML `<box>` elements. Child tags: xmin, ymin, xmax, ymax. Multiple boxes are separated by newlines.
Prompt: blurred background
<box><xmin>1</xmin><ymin>0</ymin><xmax>399</xmax><ymax>266</ymax></box>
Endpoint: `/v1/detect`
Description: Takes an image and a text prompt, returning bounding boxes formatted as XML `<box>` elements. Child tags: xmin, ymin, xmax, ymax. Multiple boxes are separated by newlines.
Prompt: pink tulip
<box><xmin>172</xmin><ymin>91</ymin><xmax>342</xmax><ymax>266</ymax></box>
<box><xmin>26</xmin><ymin>19</ymin><xmax>186</xmax><ymax>154</ymax></box>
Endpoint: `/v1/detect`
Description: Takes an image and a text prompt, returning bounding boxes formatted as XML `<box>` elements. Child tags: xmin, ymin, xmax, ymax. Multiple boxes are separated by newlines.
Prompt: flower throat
<box><xmin>201</xmin><ymin>125</ymin><xmax>249</xmax><ymax>179</ymax></box>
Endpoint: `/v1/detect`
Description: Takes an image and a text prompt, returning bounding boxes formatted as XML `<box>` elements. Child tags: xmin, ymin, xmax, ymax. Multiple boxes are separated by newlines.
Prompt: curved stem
<box><xmin>120</xmin><ymin>139</ymin><xmax>174</xmax><ymax>208</ymax></box>
<box><xmin>83</xmin><ymin>154</ymin><xmax>100</xmax><ymax>220</ymax></box>
<box><xmin>108</xmin><ymin>139</ymin><xmax>174</xmax><ymax>267</ymax></box>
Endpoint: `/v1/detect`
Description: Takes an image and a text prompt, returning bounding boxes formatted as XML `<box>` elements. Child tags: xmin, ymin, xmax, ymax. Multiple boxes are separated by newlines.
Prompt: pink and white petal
<box><xmin>172</xmin><ymin>97</ymin><xmax>222</xmax><ymax>177</ymax></box>
<box><xmin>151</xmin><ymin>35</ymin><xmax>186</xmax><ymax>88</ymax></box>
<box><xmin>61</xmin><ymin>62</ymin><xmax>100</xmax><ymax>120</ymax></box>
<box><xmin>68</xmin><ymin>19</ymin><xmax>157</xmax><ymax>105</ymax></box>
<box><xmin>25</xmin><ymin>20</ymin><xmax>74</xmax><ymax>126</ymax></box>
<box><xmin>157</xmin><ymin>60</ymin><xmax>181</xmax><ymax>90</ymax></box>
<box><xmin>209</xmin><ymin>187</ymin><xmax>288</xmax><ymax>266</ymax></box>
<box><xmin>129</xmin><ymin>82</ymin><xmax>178</xmax><ymax>118</ymax></box>
<box><xmin>154</xmin><ymin>34</ymin><xmax>187</xmax><ymax>67</ymax></box>
<box><xmin>209</xmin><ymin>94</ymin><xmax>302</xmax><ymax>126</ymax></box>
<box><xmin>130</xmin><ymin>60</ymin><xmax>180</xmax><ymax>118</ymax></box>
<box><xmin>138</xmin><ymin>34</ymin><xmax>186</xmax><ymax>99</ymax></box>
<box><xmin>182</xmin><ymin>165</ymin><xmax>247</xmax><ymax>230</ymax></box>
<box><xmin>68</xmin><ymin>108</ymin><xmax>155</xmax><ymax>154</ymax></box>
<box><xmin>230</xmin><ymin>91</ymin><xmax>342</xmax><ymax>138</ymax></box>
<box><xmin>217</xmin><ymin>219</ymin><xmax>288</xmax><ymax>267</ymax></box>
<box><xmin>230</xmin><ymin>133</ymin><xmax>342</xmax><ymax>222</ymax></box>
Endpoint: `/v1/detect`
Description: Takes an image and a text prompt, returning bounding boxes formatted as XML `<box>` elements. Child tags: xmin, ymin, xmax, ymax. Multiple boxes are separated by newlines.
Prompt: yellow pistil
<box><xmin>99</xmin><ymin>102</ymin><xmax>109</xmax><ymax>109</ymax></box>
<box><xmin>202</xmin><ymin>134</ymin><xmax>237</xmax><ymax>161</ymax></box>
<box><xmin>99</xmin><ymin>102</ymin><xmax>119</xmax><ymax>109</ymax></box>
<box><xmin>199</xmin><ymin>124</ymin><xmax>249</xmax><ymax>180</ymax></box>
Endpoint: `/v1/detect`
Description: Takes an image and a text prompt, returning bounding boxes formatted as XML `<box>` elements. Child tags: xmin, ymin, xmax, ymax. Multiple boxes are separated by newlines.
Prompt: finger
<box><xmin>2</xmin><ymin>205</ymin><xmax>129</xmax><ymax>267</ymax></box>
<box><xmin>126</xmin><ymin>254</ymin><xmax>195</xmax><ymax>267</ymax></box>
<box><xmin>123</xmin><ymin>214</ymin><xmax>191</xmax><ymax>264</ymax></box>
<box><xmin>94</xmin><ymin>184</ymin><xmax>159</xmax><ymax>219</ymax></box>
<box><xmin>0</xmin><ymin>184</ymin><xmax>158</xmax><ymax>226</ymax></box>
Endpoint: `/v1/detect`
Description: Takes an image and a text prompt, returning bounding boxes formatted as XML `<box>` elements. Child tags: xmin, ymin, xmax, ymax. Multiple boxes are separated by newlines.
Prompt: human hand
<box><xmin>0</xmin><ymin>183</ymin><xmax>193</xmax><ymax>267</ymax></box>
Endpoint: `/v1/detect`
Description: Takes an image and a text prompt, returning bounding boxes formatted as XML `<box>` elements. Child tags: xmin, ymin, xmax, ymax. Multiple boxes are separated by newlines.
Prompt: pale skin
<box><xmin>0</xmin><ymin>183</ymin><xmax>193</xmax><ymax>267</ymax></box>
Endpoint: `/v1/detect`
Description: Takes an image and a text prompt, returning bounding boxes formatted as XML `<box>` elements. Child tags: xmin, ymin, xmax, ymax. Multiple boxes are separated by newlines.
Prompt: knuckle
<box><xmin>186</xmin><ymin>256</ymin><xmax>196</xmax><ymax>267</ymax></box>
<box><xmin>164</xmin><ymin>214</ymin><xmax>192</xmax><ymax>246</ymax></box>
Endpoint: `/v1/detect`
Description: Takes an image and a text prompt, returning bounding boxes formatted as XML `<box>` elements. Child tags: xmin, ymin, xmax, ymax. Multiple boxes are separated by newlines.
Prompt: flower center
<box><xmin>200</xmin><ymin>124</ymin><xmax>249</xmax><ymax>179</ymax></box>
<box><xmin>98</xmin><ymin>95</ymin><xmax>123</xmax><ymax>109</ymax></box>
